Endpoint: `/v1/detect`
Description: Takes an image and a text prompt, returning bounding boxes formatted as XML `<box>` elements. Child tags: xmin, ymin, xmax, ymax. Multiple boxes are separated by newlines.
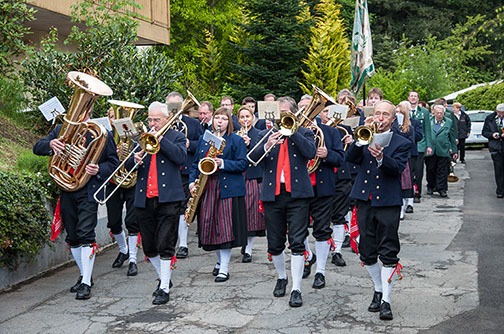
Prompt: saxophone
<box><xmin>48</xmin><ymin>71</ymin><xmax>113</xmax><ymax>191</ymax></box>
<box><xmin>184</xmin><ymin>137</ymin><xmax>226</xmax><ymax>225</ymax></box>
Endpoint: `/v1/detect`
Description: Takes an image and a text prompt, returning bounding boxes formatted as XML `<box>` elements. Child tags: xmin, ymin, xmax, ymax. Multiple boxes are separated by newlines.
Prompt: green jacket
<box><xmin>443</xmin><ymin>108</ymin><xmax>459</xmax><ymax>144</ymax></box>
<box><xmin>426</xmin><ymin>116</ymin><xmax>458</xmax><ymax>158</ymax></box>
<box><xmin>410</xmin><ymin>106</ymin><xmax>432</xmax><ymax>153</ymax></box>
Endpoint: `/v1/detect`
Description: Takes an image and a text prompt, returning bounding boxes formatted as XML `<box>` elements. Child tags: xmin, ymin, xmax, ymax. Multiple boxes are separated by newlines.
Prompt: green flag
<box><xmin>349</xmin><ymin>0</ymin><xmax>375</xmax><ymax>96</ymax></box>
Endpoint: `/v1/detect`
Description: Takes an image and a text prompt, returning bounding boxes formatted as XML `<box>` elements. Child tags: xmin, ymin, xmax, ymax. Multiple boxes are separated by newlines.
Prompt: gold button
<box><xmin>370</xmin><ymin>161</ymin><xmax>373</xmax><ymax>164</ymax></box>
<box><xmin>161</xmin><ymin>160</ymin><xmax>164</xmax><ymax>163</ymax></box>
<box><xmin>223</xmin><ymin>177</ymin><xmax>226</xmax><ymax>180</ymax></box>
<box><xmin>342</xmin><ymin>170</ymin><xmax>345</xmax><ymax>173</ymax></box>
<box><xmin>141</xmin><ymin>178</ymin><xmax>144</xmax><ymax>181</ymax></box>
<box><xmin>320</xmin><ymin>181</ymin><xmax>323</xmax><ymax>184</ymax></box>
<box><xmin>224</xmin><ymin>185</ymin><xmax>227</xmax><ymax>188</ymax></box>
<box><xmin>376</xmin><ymin>186</ymin><xmax>379</xmax><ymax>189</ymax></box>
<box><xmin>292</xmin><ymin>142</ymin><xmax>295</xmax><ymax>145</ymax></box>
<box><xmin>249</xmin><ymin>164</ymin><xmax>252</xmax><ymax>167</ymax></box>
<box><xmin>293</xmin><ymin>154</ymin><xmax>297</xmax><ymax>157</ymax></box>
<box><xmin>294</xmin><ymin>167</ymin><xmax>298</xmax><ymax>170</ymax></box>
<box><xmin>269</xmin><ymin>183</ymin><xmax>272</xmax><ymax>186</ymax></box>
<box><xmin>162</xmin><ymin>184</ymin><xmax>166</xmax><ymax>187</ymax></box>
<box><xmin>93</xmin><ymin>185</ymin><xmax>96</xmax><ymax>188</ymax></box>
<box><xmin>271</xmin><ymin>157</ymin><xmax>274</xmax><ymax>160</ymax></box>
<box><xmin>364</xmin><ymin>180</ymin><xmax>367</xmax><ymax>184</ymax></box>
<box><xmin>201</xmin><ymin>150</ymin><xmax>204</xmax><ymax>153</ymax></box>
<box><xmin>319</xmin><ymin>169</ymin><xmax>322</xmax><ymax>172</ymax></box>
<box><xmin>362</xmin><ymin>190</ymin><xmax>365</xmax><ymax>193</ymax></box>
<box><xmin>270</xmin><ymin>170</ymin><xmax>273</xmax><ymax>173</ymax></box>
<box><xmin>367</xmin><ymin>170</ymin><xmax>370</xmax><ymax>174</ymax></box>
<box><xmin>162</xmin><ymin>172</ymin><xmax>165</xmax><ymax>176</ymax></box>
<box><xmin>376</xmin><ymin>175</ymin><xmax>379</xmax><ymax>179</ymax></box>
<box><xmin>140</xmin><ymin>189</ymin><xmax>143</xmax><ymax>192</ymax></box>
<box><xmin>295</xmin><ymin>179</ymin><xmax>298</xmax><ymax>183</ymax></box>
<box><xmin>376</xmin><ymin>196</ymin><xmax>380</xmax><ymax>200</ymax></box>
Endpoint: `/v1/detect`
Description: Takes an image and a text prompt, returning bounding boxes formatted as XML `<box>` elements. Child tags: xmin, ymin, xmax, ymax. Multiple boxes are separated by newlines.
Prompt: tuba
<box><xmin>109</xmin><ymin>100</ymin><xmax>146</xmax><ymax>188</ymax></box>
<box><xmin>49</xmin><ymin>71</ymin><xmax>113</xmax><ymax>191</ymax></box>
<box><xmin>184</xmin><ymin>137</ymin><xmax>226</xmax><ymax>225</ymax></box>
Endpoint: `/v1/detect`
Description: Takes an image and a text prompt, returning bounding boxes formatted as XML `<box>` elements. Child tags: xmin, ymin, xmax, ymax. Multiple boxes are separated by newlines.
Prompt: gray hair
<box><xmin>337</xmin><ymin>89</ymin><xmax>353</xmax><ymax>99</ymax></box>
<box><xmin>433</xmin><ymin>104</ymin><xmax>445</xmax><ymax>113</ymax></box>
<box><xmin>496</xmin><ymin>103</ymin><xmax>504</xmax><ymax>112</ymax></box>
<box><xmin>300</xmin><ymin>94</ymin><xmax>312</xmax><ymax>101</ymax></box>
<box><xmin>166</xmin><ymin>91</ymin><xmax>184</xmax><ymax>102</ymax></box>
<box><xmin>398</xmin><ymin>101</ymin><xmax>411</xmax><ymax>110</ymax></box>
<box><xmin>277</xmin><ymin>96</ymin><xmax>297</xmax><ymax>113</ymax></box>
<box><xmin>149</xmin><ymin>101</ymin><xmax>168</xmax><ymax>117</ymax></box>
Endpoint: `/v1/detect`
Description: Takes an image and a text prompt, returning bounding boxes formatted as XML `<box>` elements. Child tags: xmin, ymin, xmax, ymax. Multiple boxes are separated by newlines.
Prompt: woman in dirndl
<box><xmin>189</xmin><ymin>107</ymin><xmax>248</xmax><ymax>282</ymax></box>
<box><xmin>394</xmin><ymin>101</ymin><xmax>417</xmax><ymax>220</ymax></box>
<box><xmin>235</xmin><ymin>106</ymin><xmax>266</xmax><ymax>263</ymax></box>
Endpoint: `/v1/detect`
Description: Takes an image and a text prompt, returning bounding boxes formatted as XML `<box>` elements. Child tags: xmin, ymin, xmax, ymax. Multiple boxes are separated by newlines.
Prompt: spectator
<box><xmin>482</xmin><ymin>103</ymin><xmax>504</xmax><ymax>198</ymax></box>
<box><xmin>452</xmin><ymin>102</ymin><xmax>471</xmax><ymax>164</ymax></box>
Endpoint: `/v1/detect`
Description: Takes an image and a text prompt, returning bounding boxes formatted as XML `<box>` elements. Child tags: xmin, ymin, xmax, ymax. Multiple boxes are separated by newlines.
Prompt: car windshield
<box><xmin>468</xmin><ymin>112</ymin><xmax>491</xmax><ymax>122</ymax></box>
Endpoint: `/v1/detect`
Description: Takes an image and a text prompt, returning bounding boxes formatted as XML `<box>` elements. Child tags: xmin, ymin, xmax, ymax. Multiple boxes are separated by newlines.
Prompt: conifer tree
<box><xmin>299</xmin><ymin>0</ymin><xmax>351</xmax><ymax>97</ymax></box>
<box><xmin>231</xmin><ymin>0</ymin><xmax>311</xmax><ymax>100</ymax></box>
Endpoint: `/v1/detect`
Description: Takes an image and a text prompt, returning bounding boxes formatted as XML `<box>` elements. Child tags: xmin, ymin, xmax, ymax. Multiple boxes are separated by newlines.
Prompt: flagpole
<box><xmin>363</xmin><ymin>83</ymin><xmax>366</xmax><ymax>106</ymax></box>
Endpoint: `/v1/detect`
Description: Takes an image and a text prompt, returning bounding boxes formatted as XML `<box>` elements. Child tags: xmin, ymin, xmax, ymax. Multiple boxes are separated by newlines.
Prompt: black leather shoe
<box><xmin>273</xmin><ymin>278</ymin><xmax>288</xmax><ymax>297</ymax></box>
<box><xmin>312</xmin><ymin>273</ymin><xmax>325</xmax><ymax>289</ymax></box>
<box><xmin>241</xmin><ymin>246</ymin><xmax>246</xmax><ymax>255</ymax></box>
<box><xmin>498</xmin><ymin>194</ymin><xmax>504</xmax><ymax>198</ymax></box>
<box><xmin>127</xmin><ymin>262</ymin><xmax>138</xmax><ymax>276</ymax></box>
<box><xmin>153</xmin><ymin>279</ymin><xmax>172</xmax><ymax>297</ymax></box>
<box><xmin>413</xmin><ymin>197</ymin><xmax>421</xmax><ymax>203</ymax></box>
<box><xmin>70</xmin><ymin>276</ymin><xmax>93</xmax><ymax>293</ymax></box>
<box><xmin>152</xmin><ymin>290</ymin><xmax>170</xmax><ymax>305</ymax></box>
<box><xmin>368</xmin><ymin>291</ymin><xmax>382</xmax><ymax>312</ymax></box>
<box><xmin>242</xmin><ymin>253</ymin><xmax>252</xmax><ymax>263</ymax></box>
<box><xmin>342</xmin><ymin>235</ymin><xmax>350</xmax><ymax>248</ymax></box>
<box><xmin>112</xmin><ymin>252</ymin><xmax>129</xmax><ymax>268</ymax></box>
<box><xmin>439</xmin><ymin>191</ymin><xmax>447</xmax><ymax>198</ymax></box>
<box><xmin>75</xmin><ymin>283</ymin><xmax>92</xmax><ymax>300</ymax></box>
<box><xmin>302</xmin><ymin>253</ymin><xmax>317</xmax><ymax>279</ymax></box>
<box><xmin>380</xmin><ymin>301</ymin><xmax>393</xmax><ymax>320</ymax></box>
<box><xmin>427</xmin><ymin>188</ymin><xmax>434</xmax><ymax>195</ymax></box>
<box><xmin>215</xmin><ymin>273</ymin><xmax>229</xmax><ymax>282</ymax></box>
<box><xmin>331</xmin><ymin>252</ymin><xmax>346</xmax><ymax>266</ymax></box>
<box><xmin>405</xmin><ymin>205</ymin><xmax>414</xmax><ymax>213</ymax></box>
<box><xmin>212</xmin><ymin>263</ymin><xmax>220</xmax><ymax>276</ymax></box>
<box><xmin>289</xmin><ymin>290</ymin><xmax>303</xmax><ymax>307</ymax></box>
<box><xmin>176</xmin><ymin>246</ymin><xmax>188</xmax><ymax>259</ymax></box>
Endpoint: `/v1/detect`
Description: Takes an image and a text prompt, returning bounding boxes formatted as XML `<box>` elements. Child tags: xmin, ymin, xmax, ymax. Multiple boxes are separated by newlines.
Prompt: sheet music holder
<box><xmin>258</xmin><ymin>101</ymin><xmax>280</xmax><ymax>122</ymax></box>
<box><xmin>113</xmin><ymin>118</ymin><xmax>139</xmax><ymax>138</ymax></box>
<box><xmin>328</xmin><ymin>104</ymin><xmax>349</xmax><ymax>121</ymax></box>
<box><xmin>38</xmin><ymin>97</ymin><xmax>65</xmax><ymax>122</ymax></box>
<box><xmin>90</xmin><ymin>117</ymin><xmax>113</xmax><ymax>132</ymax></box>
<box><xmin>203</xmin><ymin>130</ymin><xmax>223</xmax><ymax>151</ymax></box>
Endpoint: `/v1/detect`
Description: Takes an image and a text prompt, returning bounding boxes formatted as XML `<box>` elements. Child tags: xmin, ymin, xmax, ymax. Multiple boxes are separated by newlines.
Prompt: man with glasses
<box><xmin>220</xmin><ymin>96</ymin><xmax>241</xmax><ymax>130</ymax></box>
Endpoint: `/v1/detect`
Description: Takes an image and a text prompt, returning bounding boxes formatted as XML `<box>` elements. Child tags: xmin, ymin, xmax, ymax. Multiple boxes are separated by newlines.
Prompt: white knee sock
<box><xmin>113</xmin><ymin>231</ymin><xmax>128</xmax><ymax>254</ymax></box>
<box><xmin>345</xmin><ymin>211</ymin><xmax>352</xmax><ymax>225</ymax></box>
<box><xmin>245</xmin><ymin>237</ymin><xmax>255</xmax><ymax>255</ymax></box>
<box><xmin>160</xmin><ymin>259</ymin><xmax>172</xmax><ymax>293</ymax></box>
<box><xmin>80</xmin><ymin>246</ymin><xmax>95</xmax><ymax>286</ymax></box>
<box><xmin>149</xmin><ymin>255</ymin><xmax>161</xmax><ymax>279</ymax></box>
<box><xmin>381</xmin><ymin>266</ymin><xmax>397</xmax><ymax>303</ymax></box>
<box><xmin>400</xmin><ymin>199</ymin><xmax>406</xmax><ymax>219</ymax></box>
<box><xmin>178</xmin><ymin>215</ymin><xmax>188</xmax><ymax>248</ymax></box>
<box><xmin>332</xmin><ymin>225</ymin><xmax>345</xmax><ymax>254</ymax></box>
<box><xmin>315</xmin><ymin>241</ymin><xmax>330</xmax><ymax>275</ymax></box>
<box><xmin>218</xmin><ymin>249</ymin><xmax>232</xmax><ymax>275</ymax></box>
<box><xmin>303</xmin><ymin>237</ymin><xmax>313</xmax><ymax>261</ymax></box>
<box><xmin>365</xmin><ymin>262</ymin><xmax>383</xmax><ymax>293</ymax></box>
<box><xmin>407</xmin><ymin>198</ymin><xmax>414</xmax><ymax>206</ymax></box>
<box><xmin>71</xmin><ymin>246</ymin><xmax>83</xmax><ymax>276</ymax></box>
<box><xmin>291</xmin><ymin>254</ymin><xmax>305</xmax><ymax>292</ymax></box>
<box><xmin>128</xmin><ymin>235</ymin><xmax>138</xmax><ymax>263</ymax></box>
<box><xmin>272</xmin><ymin>253</ymin><xmax>287</xmax><ymax>279</ymax></box>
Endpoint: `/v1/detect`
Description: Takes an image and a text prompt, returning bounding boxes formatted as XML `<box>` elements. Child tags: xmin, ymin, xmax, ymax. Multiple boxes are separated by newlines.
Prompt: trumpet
<box><xmin>93</xmin><ymin>91</ymin><xmax>199</xmax><ymax>204</ymax></box>
<box><xmin>354</xmin><ymin>121</ymin><xmax>380</xmax><ymax>146</ymax></box>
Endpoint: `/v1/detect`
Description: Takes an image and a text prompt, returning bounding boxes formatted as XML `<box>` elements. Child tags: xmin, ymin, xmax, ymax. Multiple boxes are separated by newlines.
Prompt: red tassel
<box><xmin>267</xmin><ymin>253</ymin><xmax>272</xmax><ymax>262</ymax></box>
<box><xmin>109</xmin><ymin>231</ymin><xmax>115</xmax><ymax>242</ymax></box>
<box><xmin>303</xmin><ymin>250</ymin><xmax>310</xmax><ymax>265</ymax></box>
<box><xmin>388</xmin><ymin>263</ymin><xmax>403</xmax><ymax>283</ymax></box>
<box><xmin>361</xmin><ymin>261</ymin><xmax>365</xmax><ymax>267</ymax></box>
<box><xmin>89</xmin><ymin>243</ymin><xmax>100</xmax><ymax>259</ymax></box>
<box><xmin>170</xmin><ymin>256</ymin><xmax>177</xmax><ymax>270</ymax></box>
<box><xmin>258</xmin><ymin>200</ymin><xmax>264</xmax><ymax>213</ymax></box>
<box><xmin>350</xmin><ymin>206</ymin><xmax>359</xmax><ymax>255</ymax></box>
<box><xmin>327</xmin><ymin>238</ymin><xmax>336</xmax><ymax>251</ymax></box>
<box><xmin>136</xmin><ymin>232</ymin><xmax>142</xmax><ymax>249</ymax></box>
<box><xmin>145</xmin><ymin>255</ymin><xmax>150</xmax><ymax>263</ymax></box>
<box><xmin>51</xmin><ymin>197</ymin><xmax>62</xmax><ymax>241</ymax></box>
<box><xmin>344</xmin><ymin>224</ymin><xmax>349</xmax><ymax>233</ymax></box>
<box><xmin>66</xmin><ymin>243</ymin><xmax>72</xmax><ymax>255</ymax></box>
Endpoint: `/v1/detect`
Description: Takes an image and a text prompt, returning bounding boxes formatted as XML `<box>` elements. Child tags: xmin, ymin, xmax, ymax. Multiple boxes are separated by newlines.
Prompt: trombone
<box><xmin>93</xmin><ymin>91</ymin><xmax>200</xmax><ymax>204</ymax></box>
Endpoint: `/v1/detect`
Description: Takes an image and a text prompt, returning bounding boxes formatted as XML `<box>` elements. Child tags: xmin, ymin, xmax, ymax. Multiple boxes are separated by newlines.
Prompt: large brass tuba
<box><xmin>109</xmin><ymin>100</ymin><xmax>146</xmax><ymax>188</ymax></box>
<box><xmin>49</xmin><ymin>71</ymin><xmax>113</xmax><ymax>191</ymax></box>
<box><xmin>184</xmin><ymin>138</ymin><xmax>226</xmax><ymax>225</ymax></box>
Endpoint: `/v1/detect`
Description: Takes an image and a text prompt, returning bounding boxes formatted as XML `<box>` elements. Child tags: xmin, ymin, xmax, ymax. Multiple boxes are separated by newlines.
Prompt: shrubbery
<box><xmin>0</xmin><ymin>171</ymin><xmax>53</xmax><ymax>271</ymax></box>
<box><xmin>457</xmin><ymin>82</ymin><xmax>504</xmax><ymax>111</ymax></box>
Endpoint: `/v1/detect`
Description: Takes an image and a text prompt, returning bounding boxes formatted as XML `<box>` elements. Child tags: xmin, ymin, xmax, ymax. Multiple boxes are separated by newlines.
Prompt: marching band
<box><xmin>34</xmin><ymin>71</ymin><xmax>450</xmax><ymax>320</ymax></box>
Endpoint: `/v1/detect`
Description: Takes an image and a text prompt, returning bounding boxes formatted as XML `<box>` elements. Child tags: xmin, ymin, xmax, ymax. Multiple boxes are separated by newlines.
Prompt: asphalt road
<box><xmin>421</xmin><ymin>148</ymin><xmax>504</xmax><ymax>334</ymax></box>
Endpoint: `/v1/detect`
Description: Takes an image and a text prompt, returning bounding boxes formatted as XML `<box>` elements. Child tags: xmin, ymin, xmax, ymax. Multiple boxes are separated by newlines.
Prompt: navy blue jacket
<box><xmin>181</xmin><ymin>115</ymin><xmax>204</xmax><ymax>175</ymax></box>
<box><xmin>126</xmin><ymin>129</ymin><xmax>187</xmax><ymax>208</ymax></box>
<box><xmin>189</xmin><ymin>132</ymin><xmax>248</xmax><ymax>199</ymax></box>
<box><xmin>392</xmin><ymin>120</ymin><xmax>417</xmax><ymax>157</ymax></box>
<box><xmin>333</xmin><ymin>124</ymin><xmax>352</xmax><ymax>180</ymax></box>
<box><xmin>243</xmin><ymin>126</ymin><xmax>264</xmax><ymax>180</ymax></box>
<box><xmin>33</xmin><ymin>124</ymin><xmax>119</xmax><ymax>203</ymax></box>
<box><xmin>312</xmin><ymin>124</ymin><xmax>345</xmax><ymax>197</ymax></box>
<box><xmin>232</xmin><ymin>114</ymin><xmax>241</xmax><ymax>131</ymax></box>
<box><xmin>250</xmin><ymin>127</ymin><xmax>316</xmax><ymax>202</ymax></box>
<box><xmin>346</xmin><ymin>131</ymin><xmax>412</xmax><ymax>207</ymax></box>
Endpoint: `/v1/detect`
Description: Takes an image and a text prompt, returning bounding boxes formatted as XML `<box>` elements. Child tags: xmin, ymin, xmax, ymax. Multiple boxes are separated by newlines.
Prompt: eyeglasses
<box><xmin>147</xmin><ymin>118</ymin><xmax>162</xmax><ymax>123</ymax></box>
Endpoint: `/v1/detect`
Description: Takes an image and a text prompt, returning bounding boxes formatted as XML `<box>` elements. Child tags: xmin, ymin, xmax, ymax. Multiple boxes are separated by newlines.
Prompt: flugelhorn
<box><xmin>354</xmin><ymin>121</ymin><xmax>379</xmax><ymax>146</ymax></box>
<box><xmin>49</xmin><ymin>71</ymin><xmax>113</xmax><ymax>191</ymax></box>
<box><xmin>93</xmin><ymin>91</ymin><xmax>199</xmax><ymax>204</ymax></box>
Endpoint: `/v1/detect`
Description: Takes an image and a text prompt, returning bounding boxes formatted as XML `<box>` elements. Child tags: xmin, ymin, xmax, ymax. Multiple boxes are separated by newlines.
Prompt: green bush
<box><xmin>16</xmin><ymin>152</ymin><xmax>59</xmax><ymax>205</ymax></box>
<box><xmin>0</xmin><ymin>171</ymin><xmax>53</xmax><ymax>271</ymax></box>
<box><xmin>457</xmin><ymin>82</ymin><xmax>504</xmax><ymax>110</ymax></box>
<box><xmin>0</xmin><ymin>76</ymin><xmax>29</xmax><ymax>126</ymax></box>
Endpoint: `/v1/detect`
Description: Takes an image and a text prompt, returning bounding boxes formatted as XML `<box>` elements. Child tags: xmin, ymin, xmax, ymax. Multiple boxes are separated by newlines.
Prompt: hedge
<box><xmin>457</xmin><ymin>82</ymin><xmax>504</xmax><ymax>111</ymax></box>
<box><xmin>0</xmin><ymin>171</ymin><xmax>53</xmax><ymax>271</ymax></box>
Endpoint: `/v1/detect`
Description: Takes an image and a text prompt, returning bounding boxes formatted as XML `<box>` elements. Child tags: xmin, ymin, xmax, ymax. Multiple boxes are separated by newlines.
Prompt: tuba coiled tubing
<box><xmin>49</xmin><ymin>71</ymin><xmax>113</xmax><ymax>192</ymax></box>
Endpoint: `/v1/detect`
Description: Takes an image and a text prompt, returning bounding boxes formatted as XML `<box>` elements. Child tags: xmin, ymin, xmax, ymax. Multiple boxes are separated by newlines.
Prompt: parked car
<box><xmin>465</xmin><ymin>110</ymin><xmax>493</xmax><ymax>145</ymax></box>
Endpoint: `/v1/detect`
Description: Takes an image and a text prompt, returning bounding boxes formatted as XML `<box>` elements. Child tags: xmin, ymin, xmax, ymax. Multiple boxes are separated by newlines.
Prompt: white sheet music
<box><xmin>113</xmin><ymin>118</ymin><xmax>138</xmax><ymax>138</ymax></box>
<box><xmin>396</xmin><ymin>113</ymin><xmax>404</xmax><ymax>126</ymax></box>
<box><xmin>369</xmin><ymin>131</ymin><xmax>393</xmax><ymax>148</ymax></box>
<box><xmin>258</xmin><ymin>101</ymin><xmax>280</xmax><ymax>121</ymax></box>
<box><xmin>90</xmin><ymin>117</ymin><xmax>113</xmax><ymax>132</ymax></box>
<box><xmin>38</xmin><ymin>97</ymin><xmax>65</xmax><ymax>121</ymax></box>
<box><xmin>203</xmin><ymin>130</ymin><xmax>223</xmax><ymax>150</ymax></box>
<box><xmin>328</xmin><ymin>104</ymin><xmax>349</xmax><ymax>120</ymax></box>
